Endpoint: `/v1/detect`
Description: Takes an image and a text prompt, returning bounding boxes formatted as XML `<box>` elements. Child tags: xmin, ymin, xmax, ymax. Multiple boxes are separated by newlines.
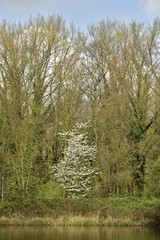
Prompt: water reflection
<box><xmin>0</xmin><ymin>226</ymin><xmax>160</xmax><ymax>240</ymax></box>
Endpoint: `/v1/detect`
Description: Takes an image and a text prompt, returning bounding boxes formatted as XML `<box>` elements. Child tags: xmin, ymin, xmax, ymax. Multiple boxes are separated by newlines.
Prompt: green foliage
<box><xmin>3</xmin><ymin>175</ymin><xmax>40</xmax><ymax>202</ymax></box>
<box><xmin>37</xmin><ymin>180</ymin><xmax>63</xmax><ymax>199</ymax></box>
<box><xmin>145</xmin><ymin>157</ymin><xmax>160</xmax><ymax>197</ymax></box>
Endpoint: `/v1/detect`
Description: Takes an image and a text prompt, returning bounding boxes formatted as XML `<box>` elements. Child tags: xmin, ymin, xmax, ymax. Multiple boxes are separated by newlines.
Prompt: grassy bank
<box><xmin>0</xmin><ymin>197</ymin><xmax>160</xmax><ymax>227</ymax></box>
<box><xmin>0</xmin><ymin>215</ymin><xmax>148</xmax><ymax>227</ymax></box>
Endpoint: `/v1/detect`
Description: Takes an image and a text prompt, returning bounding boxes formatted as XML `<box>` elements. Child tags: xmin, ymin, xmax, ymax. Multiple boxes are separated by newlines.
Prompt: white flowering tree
<box><xmin>52</xmin><ymin>123</ymin><xmax>98</xmax><ymax>199</ymax></box>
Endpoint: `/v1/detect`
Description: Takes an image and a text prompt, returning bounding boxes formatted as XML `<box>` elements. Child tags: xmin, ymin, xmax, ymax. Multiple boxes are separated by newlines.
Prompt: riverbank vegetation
<box><xmin>0</xmin><ymin>197</ymin><xmax>160</xmax><ymax>226</ymax></box>
<box><xmin>1</xmin><ymin>15</ymin><xmax>160</xmax><ymax>225</ymax></box>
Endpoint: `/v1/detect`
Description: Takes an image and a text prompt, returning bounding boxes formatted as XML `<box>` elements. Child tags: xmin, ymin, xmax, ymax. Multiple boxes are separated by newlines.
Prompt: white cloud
<box><xmin>140</xmin><ymin>0</ymin><xmax>160</xmax><ymax>14</ymax></box>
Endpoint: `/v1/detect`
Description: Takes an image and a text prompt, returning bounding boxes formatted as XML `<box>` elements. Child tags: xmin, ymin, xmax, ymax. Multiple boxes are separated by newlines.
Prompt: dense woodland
<box><xmin>1</xmin><ymin>15</ymin><xmax>160</xmax><ymax>201</ymax></box>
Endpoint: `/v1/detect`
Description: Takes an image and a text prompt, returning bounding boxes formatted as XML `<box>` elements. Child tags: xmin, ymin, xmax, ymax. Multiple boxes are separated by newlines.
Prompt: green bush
<box><xmin>145</xmin><ymin>157</ymin><xmax>160</xmax><ymax>197</ymax></box>
<box><xmin>37</xmin><ymin>180</ymin><xmax>63</xmax><ymax>199</ymax></box>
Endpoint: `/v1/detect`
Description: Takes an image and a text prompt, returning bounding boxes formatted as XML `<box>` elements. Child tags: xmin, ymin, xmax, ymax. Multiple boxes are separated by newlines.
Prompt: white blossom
<box><xmin>52</xmin><ymin>123</ymin><xmax>98</xmax><ymax>199</ymax></box>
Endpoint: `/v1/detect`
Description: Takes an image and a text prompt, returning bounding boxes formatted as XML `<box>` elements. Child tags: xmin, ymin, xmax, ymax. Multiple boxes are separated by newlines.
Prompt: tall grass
<box><xmin>0</xmin><ymin>215</ymin><xmax>150</xmax><ymax>227</ymax></box>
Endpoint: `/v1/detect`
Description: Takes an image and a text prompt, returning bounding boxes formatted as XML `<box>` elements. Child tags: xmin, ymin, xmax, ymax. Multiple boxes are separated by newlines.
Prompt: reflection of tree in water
<box><xmin>0</xmin><ymin>226</ymin><xmax>160</xmax><ymax>240</ymax></box>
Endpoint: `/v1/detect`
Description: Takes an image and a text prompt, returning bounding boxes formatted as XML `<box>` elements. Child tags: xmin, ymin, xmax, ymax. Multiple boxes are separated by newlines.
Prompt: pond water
<box><xmin>0</xmin><ymin>226</ymin><xmax>160</xmax><ymax>240</ymax></box>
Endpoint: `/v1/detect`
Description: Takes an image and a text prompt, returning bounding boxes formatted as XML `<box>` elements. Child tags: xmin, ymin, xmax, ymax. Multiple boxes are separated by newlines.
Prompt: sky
<box><xmin>0</xmin><ymin>0</ymin><xmax>160</xmax><ymax>29</ymax></box>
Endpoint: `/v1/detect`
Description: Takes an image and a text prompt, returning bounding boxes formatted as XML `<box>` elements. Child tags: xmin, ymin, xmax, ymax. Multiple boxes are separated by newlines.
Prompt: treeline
<box><xmin>0</xmin><ymin>15</ymin><xmax>160</xmax><ymax>200</ymax></box>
